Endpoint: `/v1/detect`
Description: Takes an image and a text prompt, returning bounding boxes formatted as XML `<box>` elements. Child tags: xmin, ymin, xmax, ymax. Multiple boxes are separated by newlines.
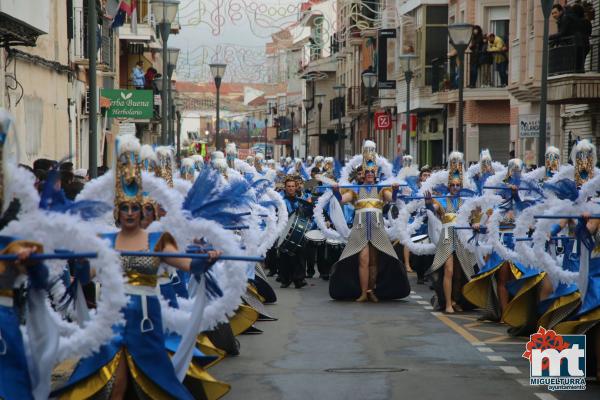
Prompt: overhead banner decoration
<box><xmin>101</xmin><ymin>89</ymin><xmax>154</xmax><ymax>119</ymax></box>
<box><xmin>401</xmin><ymin>113</ymin><xmax>417</xmax><ymax>138</ymax></box>
<box><xmin>378</xmin><ymin>29</ymin><xmax>397</xmax><ymax>90</ymax></box>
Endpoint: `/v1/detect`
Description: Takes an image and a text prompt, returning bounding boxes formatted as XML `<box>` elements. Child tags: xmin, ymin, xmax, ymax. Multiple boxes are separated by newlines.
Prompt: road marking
<box><xmin>423</xmin><ymin>306</ymin><xmax>433</xmax><ymax>310</ymax></box>
<box><xmin>471</xmin><ymin>342</ymin><xmax>485</xmax><ymax>346</ymax></box>
<box><xmin>416</xmin><ymin>300</ymin><xmax>430</xmax><ymax>305</ymax></box>
<box><xmin>487</xmin><ymin>355</ymin><xmax>507</xmax><ymax>362</ymax></box>
<box><xmin>499</xmin><ymin>366</ymin><xmax>521</xmax><ymax>374</ymax></box>
<box><xmin>534</xmin><ymin>394</ymin><xmax>558</xmax><ymax>400</ymax></box>
<box><xmin>410</xmin><ymin>295</ymin><xmax>423</xmax><ymax>299</ymax></box>
<box><xmin>431</xmin><ymin>312</ymin><xmax>481</xmax><ymax>344</ymax></box>
<box><xmin>477</xmin><ymin>347</ymin><xmax>494</xmax><ymax>353</ymax></box>
<box><xmin>515</xmin><ymin>378</ymin><xmax>529</xmax><ymax>386</ymax></box>
<box><xmin>410</xmin><ymin>291</ymin><xmax>416</xmax><ymax>294</ymax></box>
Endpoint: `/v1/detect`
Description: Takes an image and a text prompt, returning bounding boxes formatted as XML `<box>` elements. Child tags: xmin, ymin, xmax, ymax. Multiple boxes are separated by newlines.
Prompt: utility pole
<box><xmin>88</xmin><ymin>0</ymin><xmax>98</xmax><ymax>178</ymax></box>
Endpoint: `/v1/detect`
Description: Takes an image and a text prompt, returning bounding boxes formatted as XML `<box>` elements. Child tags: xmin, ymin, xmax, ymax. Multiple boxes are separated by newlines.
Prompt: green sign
<box><xmin>101</xmin><ymin>89</ymin><xmax>154</xmax><ymax>119</ymax></box>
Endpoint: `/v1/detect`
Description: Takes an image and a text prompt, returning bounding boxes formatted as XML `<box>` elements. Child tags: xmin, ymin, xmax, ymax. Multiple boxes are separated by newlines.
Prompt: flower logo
<box><xmin>523</xmin><ymin>327</ymin><xmax>571</xmax><ymax>371</ymax></box>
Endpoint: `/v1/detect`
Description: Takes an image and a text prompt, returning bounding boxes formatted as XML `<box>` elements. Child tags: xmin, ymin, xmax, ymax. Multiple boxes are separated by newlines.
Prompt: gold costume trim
<box><xmin>442</xmin><ymin>213</ymin><xmax>457</xmax><ymax>224</ymax></box>
<box><xmin>125</xmin><ymin>351</ymin><xmax>172</xmax><ymax>400</ymax></box>
<box><xmin>196</xmin><ymin>335</ymin><xmax>226</xmax><ymax>365</ymax></box>
<box><xmin>355</xmin><ymin>199</ymin><xmax>384</xmax><ymax>210</ymax></box>
<box><xmin>537</xmin><ymin>292</ymin><xmax>581</xmax><ymax>330</ymax></box>
<box><xmin>229</xmin><ymin>304</ymin><xmax>259</xmax><ymax>336</ymax></box>
<box><xmin>502</xmin><ymin>272</ymin><xmax>546</xmax><ymax>327</ymax></box>
<box><xmin>555</xmin><ymin>307</ymin><xmax>600</xmax><ymax>335</ymax></box>
<box><xmin>0</xmin><ymin>240</ymin><xmax>44</xmax><ymax>272</ymax></box>
<box><xmin>125</xmin><ymin>271</ymin><xmax>158</xmax><ymax>287</ymax></box>
<box><xmin>58</xmin><ymin>349</ymin><xmax>123</xmax><ymax>400</ymax></box>
<box><xmin>185</xmin><ymin>362</ymin><xmax>231</xmax><ymax>400</ymax></box>
<box><xmin>0</xmin><ymin>288</ymin><xmax>13</xmax><ymax>298</ymax></box>
<box><xmin>247</xmin><ymin>283</ymin><xmax>265</xmax><ymax>303</ymax></box>
<box><xmin>462</xmin><ymin>261</ymin><xmax>511</xmax><ymax>309</ymax></box>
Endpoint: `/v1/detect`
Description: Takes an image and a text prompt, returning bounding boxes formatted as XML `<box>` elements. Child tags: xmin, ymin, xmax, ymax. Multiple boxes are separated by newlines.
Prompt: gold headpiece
<box><xmin>140</xmin><ymin>144</ymin><xmax>159</xmax><ymax>174</ymax></box>
<box><xmin>448</xmin><ymin>151</ymin><xmax>464</xmax><ymax>186</ymax></box>
<box><xmin>155</xmin><ymin>146</ymin><xmax>174</xmax><ymax>188</ymax></box>
<box><xmin>180</xmin><ymin>158</ymin><xmax>196</xmax><ymax>182</ymax></box>
<box><xmin>504</xmin><ymin>158</ymin><xmax>523</xmax><ymax>182</ymax></box>
<box><xmin>361</xmin><ymin>140</ymin><xmax>378</xmax><ymax>173</ymax></box>
<box><xmin>114</xmin><ymin>134</ymin><xmax>143</xmax><ymax>221</ymax></box>
<box><xmin>545</xmin><ymin>146</ymin><xmax>560</xmax><ymax>179</ymax></box>
<box><xmin>571</xmin><ymin>139</ymin><xmax>596</xmax><ymax>187</ymax></box>
<box><xmin>479</xmin><ymin>149</ymin><xmax>494</xmax><ymax>175</ymax></box>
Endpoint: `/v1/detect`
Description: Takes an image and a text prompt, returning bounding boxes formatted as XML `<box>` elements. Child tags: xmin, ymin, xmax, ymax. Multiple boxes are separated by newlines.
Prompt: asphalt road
<box><xmin>210</xmin><ymin>274</ymin><xmax>600</xmax><ymax>400</ymax></box>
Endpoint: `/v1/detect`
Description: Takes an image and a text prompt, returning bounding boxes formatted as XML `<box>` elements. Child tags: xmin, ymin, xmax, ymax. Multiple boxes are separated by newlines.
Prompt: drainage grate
<box><xmin>325</xmin><ymin>367</ymin><xmax>407</xmax><ymax>374</ymax></box>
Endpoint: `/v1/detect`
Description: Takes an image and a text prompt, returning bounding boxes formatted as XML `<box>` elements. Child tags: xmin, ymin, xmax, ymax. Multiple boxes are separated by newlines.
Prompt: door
<box><xmin>478</xmin><ymin>124</ymin><xmax>510</xmax><ymax>163</ymax></box>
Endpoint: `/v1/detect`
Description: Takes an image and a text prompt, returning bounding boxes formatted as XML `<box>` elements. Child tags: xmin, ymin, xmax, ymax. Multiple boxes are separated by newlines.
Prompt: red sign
<box><xmin>374</xmin><ymin>112</ymin><xmax>392</xmax><ymax>130</ymax></box>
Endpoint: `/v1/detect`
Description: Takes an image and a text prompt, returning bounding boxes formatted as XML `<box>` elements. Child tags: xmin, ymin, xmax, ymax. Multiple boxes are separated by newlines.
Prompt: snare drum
<box><xmin>305</xmin><ymin>230</ymin><xmax>326</xmax><ymax>245</ymax></box>
<box><xmin>324</xmin><ymin>239</ymin><xmax>345</xmax><ymax>270</ymax></box>
<box><xmin>277</xmin><ymin>214</ymin><xmax>311</xmax><ymax>254</ymax></box>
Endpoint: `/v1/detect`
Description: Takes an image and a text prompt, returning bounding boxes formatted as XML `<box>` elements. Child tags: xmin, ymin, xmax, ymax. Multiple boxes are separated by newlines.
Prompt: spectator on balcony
<box><xmin>468</xmin><ymin>26</ymin><xmax>485</xmax><ymax>88</ymax></box>
<box><xmin>132</xmin><ymin>61</ymin><xmax>145</xmax><ymax>89</ymax></box>
<box><xmin>487</xmin><ymin>33</ymin><xmax>508</xmax><ymax>87</ymax></box>
<box><xmin>572</xmin><ymin>3</ymin><xmax>592</xmax><ymax>71</ymax></box>
<box><xmin>479</xmin><ymin>34</ymin><xmax>494</xmax><ymax>87</ymax></box>
<box><xmin>144</xmin><ymin>67</ymin><xmax>158</xmax><ymax>90</ymax></box>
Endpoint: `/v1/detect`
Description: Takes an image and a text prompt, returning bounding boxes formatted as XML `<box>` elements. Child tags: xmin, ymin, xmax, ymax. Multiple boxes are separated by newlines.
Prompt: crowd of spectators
<box><xmin>467</xmin><ymin>25</ymin><xmax>508</xmax><ymax>88</ymax></box>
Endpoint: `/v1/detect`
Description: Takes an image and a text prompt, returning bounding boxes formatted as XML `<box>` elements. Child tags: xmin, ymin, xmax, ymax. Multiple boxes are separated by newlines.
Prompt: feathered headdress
<box><xmin>403</xmin><ymin>155</ymin><xmax>413</xmax><ymax>168</ymax></box>
<box><xmin>254</xmin><ymin>152</ymin><xmax>265</xmax><ymax>172</ymax></box>
<box><xmin>479</xmin><ymin>149</ymin><xmax>494</xmax><ymax>174</ymax></box>
<box><xmin>571</xmin><ymin>139</ymin><xmax>596</xmax><ymax>187</ymax></box>
<box><xmin>504</xmin><ymin>158</ymin><xmax>523</xmax><ymax>183</ymax></box>
<box><xmin>180</xmin><ymin>158</ymin><xmax>195</xmax><ymax>182</ymax></box>
<box><xmin>212</xmin><ymin>157</ymin><xmax>228</xmax><ymax>177</ymax></box>
<box><xmin>447</xmin><ymin>151</ymin><xmax>464</xmax><ymax>186</ymax></box>
<box><xmin>545</xmin><ymin>146</ymin><xmax>560</xmax><ymax>178</ymax></box>
<box><xmin>226</xmin><ymin>142</ymin><xmax>237</xmax><ymax>169</ymax></box>
<box><xmin>155</xmin><ymin>146</ymin><xmax>174</xmax><ymax>187</ymax></box>
<box><xmin>190</xmin><ymin>154</ymin><xmax>204</xmax><ymax>171</ymax></box>
<box><xmin>114</xmin><ymin>134</ymin><xmax>143</xmax><ymax>219</ymax></box>
<box><xmin>362</xmin><ymin>140</ymin><xmax>378</xmax><ymax>173</ymax></box>
<box><xmin>140</xmin><ymin>144</ymin><xmax>159</xmax><ymax>174</ymax></box>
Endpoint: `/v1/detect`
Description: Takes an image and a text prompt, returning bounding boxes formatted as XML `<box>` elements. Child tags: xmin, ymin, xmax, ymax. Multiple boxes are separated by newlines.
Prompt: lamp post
<box><xmin>315</xmin><ymin>94</ymin><xmax>325</xmax><ymax>155</ymax></box>
<box><xmin>289</xmin><ymin>106</ymin><xmax>295</xmax><ymax>142</ymax></box>
<box><xmin>333</xmin><ymin>84</ymin><xmax>346</xmax><ymax>160</ymax></box>
<box><xmin>247</xmin><ymin>119</ymin><xmax>251</xmax><ymax>153</ymax></box>
<box><xmin>539</xmin><ymin>0</ymin><xmax>554</xmax><ymax>164</ymax></box>
<box><xmin>151</xmin><ymin>0</ymin><xmax>180</xmax><ymax>145</ymax></box>
<box><xmin>399</xmin><ymin>54</ymin><xmax>416</xmax><ymax>157</ymax></box>
<box><xmin>264</xmin><ymin>117</ymin><xmax>268</xmax><ymax>157</ymax></box>
<box><xmin>165</xmin><ymin>47</ymin><xmax>180</xmax><ymax>145</ymax></box>
<box><xmin>209</xmin><ymin>63</ymin><xmax>227</xmax><ymax>151</ymax></box>
<box><xmin>175</xmin><ymin>97</ymin><xmax>184</xmax><ymax>159</ymax></box>
<box><xmin>87</xmin><ymin>0</ymin><xmax>98</xmax><ymax>178</ymax></box>
<box><xmin>303</xmin><ymin>98</ymin><xmax>313</xmax><ymax>158</ymax></box>
<box><xmin>447</xmin><ymin>23</ymin><xmax>473</xmax><ymax>153</ymax></box>
<box><xmin>362</xmin><ymin>72</ymin><xmax>377</xmax><ymax>140</ymax></box>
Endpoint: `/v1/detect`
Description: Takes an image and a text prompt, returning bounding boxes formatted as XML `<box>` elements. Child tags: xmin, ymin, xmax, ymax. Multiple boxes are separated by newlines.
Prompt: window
<box><xmin>488</xmin><ymin>6</ymin><xmax>510</xmax><ymax>42</ymax></box>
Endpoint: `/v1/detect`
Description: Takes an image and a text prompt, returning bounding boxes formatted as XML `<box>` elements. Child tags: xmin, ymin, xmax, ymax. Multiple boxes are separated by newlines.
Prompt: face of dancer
<box><xmin>140</xmin><ymin>203</ymin><xmax>156</xmax><ymax>229</ymax></box>
<box><xmin>364</xmin><ymin>170</ymin><xmax>376</xmax><ymax>184</ymax></box>
<box><xmin>420</xmin><ymin>171</ymin><xmax>431</xmax><ymax>183</ymax></box>
<box><xmin>119</xmin><ymin>202</ymin><xmax>142</xmax><ymax>230</ymax></box>
<box><xmin>449</xmin><ymin>182</ymin><xmax>461</xmax><ymax>195</ymax></box>
<box><xmin>285</xmin><ymin>180</ymin><xmax>297</xmax><ymax>198</ymax></box>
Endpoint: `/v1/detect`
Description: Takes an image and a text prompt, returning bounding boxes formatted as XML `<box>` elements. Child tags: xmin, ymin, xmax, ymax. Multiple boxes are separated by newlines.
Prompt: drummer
<box><xmin>278</xmin><ymin>176</ymin><xmax>309</xmax><ymax>289</ymax></box>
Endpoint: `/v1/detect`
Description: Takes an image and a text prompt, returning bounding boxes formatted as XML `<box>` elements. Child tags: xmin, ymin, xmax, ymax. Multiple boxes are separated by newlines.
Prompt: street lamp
<box><xmin>539</xmin><ymin>0</ymin><xmax>554</xmax><ymax>165</ymax></box>
<box><xmin>289</xmin><ymin>105</ymin><xmax>295</xmax><ymax>143</ymax></box>
<box><xmin>209</xmin><ymin>62</ymin><xmax>227</xmax><ymax>151</ymax></box>
<box><xmin>246</xmin><ymin>119</ymin><xmax>251</xmax><ymax>153</ymax></box>
<box><xmin>303</xmin><ymin>98</ymin><xmax>313</xmax><ymax>158</ymax></box>
<box><xmin>165</xmin><ymin>47</ymin><xmax>180</xmax><ymax>146</ymax></box>
<box><xmin>362</xmin><ymin>72</ymin><xmax>377</xmax><ymax>140</ymax></box>
<box><xmin>175</xmin><ymin>96</ymin><xmax>184</xmax><ymax>158</ymax></box>
<box><xmin>315</xmin><ymin>94</ymin><xmax>326</xmax><ymax>155</ymax></box>
<box><xmin>263</xmin><ymin>117</ymin><xmax>269</xmax><ymax>157</ymax></box>
<box><xmin>151</xmin><ymin>0</ymin><xmax>180</xmax><ymax>145</ymax></box>
<box><xmin>333</xmin><ymin>84</ymin><xmax>346</xmax><ymax>160</ymax></box>
<box><xmin>399</xmin><ymin>54</ymin><xmax>416</xmax><ymax>157</ymax></box>
<box><xmin>447</xmin><ymin>23</ymin><xmax>473</xmax><ymax>153</ymax></box>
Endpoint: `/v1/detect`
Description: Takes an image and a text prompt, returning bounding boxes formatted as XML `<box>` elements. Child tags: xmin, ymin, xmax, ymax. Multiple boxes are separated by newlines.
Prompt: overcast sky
<box><xmin>170</xmin><ymin>0</ymin><xmax>300</xmax><ymax>82</ymax></box>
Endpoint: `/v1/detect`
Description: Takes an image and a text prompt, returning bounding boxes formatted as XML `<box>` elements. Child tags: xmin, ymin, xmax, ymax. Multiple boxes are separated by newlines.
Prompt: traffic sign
<box><xmin>374</xmin><ymin>112</ymin><xmax>392</xmax><ymax>130</ymax></box>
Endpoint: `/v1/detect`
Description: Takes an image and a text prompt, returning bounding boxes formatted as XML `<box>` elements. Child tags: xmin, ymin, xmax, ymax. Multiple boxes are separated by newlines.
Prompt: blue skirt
<box><xmin>0</xmin><ymin>305</ymin><xmax>33</xmax><ymax>400</ymax></box>
<box><xmin>53</xmin><ymin>294</ymin><xmax>194</xmax><ymax>399</ymax></box>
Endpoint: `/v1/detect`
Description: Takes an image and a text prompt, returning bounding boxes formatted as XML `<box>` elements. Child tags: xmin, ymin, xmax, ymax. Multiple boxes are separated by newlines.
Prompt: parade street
<box><xmin>213</xmin><ymin>275</ymin><xmax>600</xmax><ymax>400</ymax></box>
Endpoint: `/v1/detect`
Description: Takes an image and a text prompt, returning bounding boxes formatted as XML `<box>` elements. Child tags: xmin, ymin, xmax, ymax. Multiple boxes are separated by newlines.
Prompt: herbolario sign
<box><xmin>101</xmin><ymin>89</ymin><xmax>154</xmax><ymax>119</ymax></box>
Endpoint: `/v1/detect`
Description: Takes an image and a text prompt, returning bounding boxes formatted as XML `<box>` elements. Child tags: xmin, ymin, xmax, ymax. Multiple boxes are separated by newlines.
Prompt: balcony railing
<box><xmin>549</xmin><ymin>35</ymin><xmax>600</xmax><ymax>75</ymax></box>
<box><xmin>330</xmin><ymin>96</ymin><xmax>345</xmax><ymax>120</ymax></box>
<box><xmin>73</xmin><ymin>7</ymin><xmax>114</xmax><ymax>70</ymax></box>
<box><xmin>431</xmin><ymin>51</ymin><xmax>508</xmax><ymax>93</ymax></box>
<box><xmin>347</xmin><ymin>86</ymin><xmax>361</xmax><ymax>111</ymax></box>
